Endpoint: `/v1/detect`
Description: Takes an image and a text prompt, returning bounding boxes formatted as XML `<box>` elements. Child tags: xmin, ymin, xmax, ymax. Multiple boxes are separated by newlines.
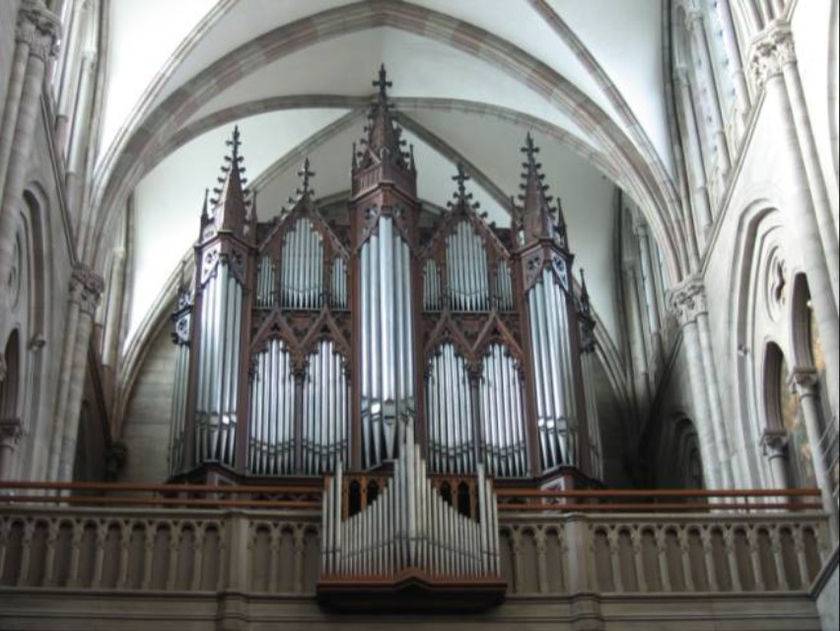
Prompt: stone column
<box><xmin>48</xmin><ymin>265</ymin><xmax>102</xmax><ymax>481</ymax></box>
<box><xmin>685</xmin><ymin>9</ymin><xmax>731</xmax><ymax>185</ymax></box>
<box><xmin>64</xmin><ymin>50</ymin><xmax>97</xmax><ymax>221</ymax></box>
<box><xmin>789</xmin><ymin>367</ymin><xmax>837</xmax><ymax>532</ymax></box>
<box><xmin>53</xmin><ymin>0</ymin><xmax>88</xmax><ymax>154</ymax></box>
<box><xmin>100</xmin><ymin>247</ymin><xmax>126</xmax><ymax>371</ymax></box>
<box><xmin>623</xmin><ymin>265</ymin><xmax>651</xmax><ymax>413</ymax></box>
<box><xmin>669</xmin><ymin>277</ymin><xmax>729</xmax><ymax>488</ymax></box>
<box><xmin>760</xmin><ymin>428</ymin><xmax>790</xmax><ymax>489</ymax></box>
<box><xmin>674</xmin><ymin>68</ymin><xmax>714</xmax><ymax>244</ymax></box>
<box><xmin>714</xmin><ymin>0</ymin><xmax>752</xmax><ymax>140</ymax></box>
<box><xmin>0</xmin><ymin>1</ymin><xmax>60</xmax><ymax>318</ymax></box>
<box><xmin>750</xmin><ymin>25</ymin><xmax>840</xmax><ymax>422</ymax></box>
<box><xmin>635</xmin><ymin>222</ymin><xmax>664</xmax><ymax>368</ymax></box>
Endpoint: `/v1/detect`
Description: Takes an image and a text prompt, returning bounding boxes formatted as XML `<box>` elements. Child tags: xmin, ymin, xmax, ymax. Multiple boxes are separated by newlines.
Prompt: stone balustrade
<box><xmin>0</xmin><ymin>506</ymin><xmax>829</xmax><ymax>598</ymax></box>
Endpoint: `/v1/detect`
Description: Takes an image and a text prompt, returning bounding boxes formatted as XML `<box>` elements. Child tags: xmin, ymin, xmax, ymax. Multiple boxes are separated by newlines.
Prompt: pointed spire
<box><xmin>207</xmin><ymin>125</ymin><xmax>249</xmax><ymax>238</ymax></box>
<box><xmin>297</xmin><ymin>157</ymin><xmax>315</xmax><ymax>199</ymax></box>
<box><xmin>200</xmin><ymin>188</ymin><xmax>209</xmax><ymax>223</ymax></box>
<box><xmin>447</xmin><ymin>162</ymin><xmax>480</xmax><ymax>212</ymax></box>
<box><xmin>518</xmin><ymin>132</ymin><xmax>567</xmax><ymax>250</ymax></box>
<box><xmin>355</xmin><ymin>64</ymin><xmax>409</xmax><ymax>171</ymax></box>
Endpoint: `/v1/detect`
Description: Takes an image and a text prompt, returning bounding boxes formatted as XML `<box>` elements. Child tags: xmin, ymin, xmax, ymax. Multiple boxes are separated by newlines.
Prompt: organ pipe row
<box><xmin>331</xmin><ymin>257</ymin><xmax>348</xmax><ymax>309</ymax></box>
<box><xmin>479</xmin><ymin>344</ymin><xmax>528</xmax><ymax>477</ymax></box>
<box><xmin>256</xmin><ymin>256</ymin><xmax>275</xmax><ymax>308</ymax></box>
<box><xmin>360</xmin><ymin>216</ymin><xmax>415</xmax><ymax>469</ymax></box>
<box><xmin>302</xmin><ymin>340</ymin><xmax>349</xmax><ymax>474</ymax></box>
<box><xmin>496</xmin><ymin>260</ymin><xmax>514</xmax><ymax>311</ymax></box>
<box><xmin>195</xmin><ymin>263</ymin><xmax>242</xmax><ymax>466</ymax></box>
<box><xmin>248</xmin><ymin>339</ymin><xmax>296</xmax><ymax>475</ymax></box>
<box><xmin>528</xmin><ymin>268</ymin><xmax>578</xmax><ymax>470</ymax></box>
<box><xmin>446</xmin><ymin>221</ymin><xmax>489</xmax><ymax>312</ymax></box>
<box><xmin>168</xmin><ymin>339</ymin><xmax>189</xmax><ymax>475</ymax></box>
<box><xmin>422</xmin><ymin>258</ymin><xmax>441</xmax><ymax>311</ymax></box>
<box><xmin>425</xmin><ymin>344</ymin><xmax>475</xmax><ymax>474</ymax></box>
<box><xmin>321</xmin><ymin>422</ymin><xmax>500</xmax><ymax>578</ymax></box>
<box><xmin>281</xmin><ymin>217</ymin><xmax>324</xmax><ymax>309</ymax></box>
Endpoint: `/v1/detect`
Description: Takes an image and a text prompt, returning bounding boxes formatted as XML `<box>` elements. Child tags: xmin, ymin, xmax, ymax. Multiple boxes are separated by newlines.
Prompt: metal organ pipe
<box><xmin>423</xmin><ymin>258</ymin><xmax>440</xmax><ymax>311</ymax></box>
<box><xmin>168</xmin><ymin>339</ymin><xmax>189</xmax><ymax>475</ymax></box>
<box><xmin>496</xmin><ymin>260</ymin><xmax>513</xmax><ymax>311</ymax></box>
<box><xmin>301</xmin><ymin>340</ymin><xmax>349</xmax><ymax>474</ymax></box>
<box><xmin>195</xmin><ymin>262</ymin><xmax>242</xmax><ymax>466</ymax></box>
<box><xmin>425</xmin><ymin>344</ymin><xmax>474</xmax><ymax>473</ymax></box>
<box><xmin>331</xmin><ymin>257</ymin><xmax>347</xmax><ymax>309</ymax></box>
<box><xmin>360</xmin><ymin>215</ymin><xmax>415</xmax><ymax>469</ymax></box>
<box><xmin>478</xmin><ymin>344</ymin><xmax>527</xmax><ymax>477</ymax></box>
<box><xmin>321</xmin><ymin>423</ymin><xmax>499</xmax><ymax>579</ymax></box>
<box><xmin>281</xmin><ymin>217</ymin><xmax>323</xmax><ymax>310</ymax></box>
<box><xmin>248</xmin><ymin>339</ymin><xmax>295</xmax><ymax>475</ymax></box>
<box><xmin>446</xmin><ymin>221</ymin><xmax>489</xmax><ymax>312</ymax></box>
<box><xmin>256</xmin><ymin>255</ymin><xmax>275</xmax><ymax>308</ymax></box>
<box><xmin>527</xmin><ymin>268</ymin><xmax>578</xmax><ymax>470</ymax></box>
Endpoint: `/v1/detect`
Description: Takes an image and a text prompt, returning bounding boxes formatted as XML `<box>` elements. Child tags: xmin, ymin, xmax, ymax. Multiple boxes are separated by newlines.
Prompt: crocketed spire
<box><xmin>287</xmin><ymin>157</ymin><xmax>316</xmax><ymax>206</ymax></box>
<box><xmin>204</xmin><ymin>125</ymin><xmax>251</xmax><ymax>239</ymax></box>
<box><xmin>355</xmin><ymin>64</ymin><xmax>412</xmax><ymax>172</ymax></box>
<box><xmin>447</xmin><ymin>162</ymin><xmax>480</xmax><ymax>212</ymax></box>
<box><xmin>517</xmin><ymin>132</ymin><xmax>567</xmax><ymax>250</ymax></box>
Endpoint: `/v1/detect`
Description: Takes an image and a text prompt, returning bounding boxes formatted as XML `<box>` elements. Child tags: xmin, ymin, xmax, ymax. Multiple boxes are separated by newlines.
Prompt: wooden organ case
<box><xmin>168</xmin><ymin>66</ymin><xmax>603</xmax><ymax>609</ymax></box>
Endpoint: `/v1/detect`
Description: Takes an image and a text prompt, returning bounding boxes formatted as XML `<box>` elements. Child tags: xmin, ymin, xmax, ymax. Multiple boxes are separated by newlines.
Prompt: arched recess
<box><xmin>87</xmin><ymin>2</ymin><xmax>684</xmax><ymax>283</ymax></box>
<box><xmin>0</xmin><ymin>331</ymin><xmax>20</xmax><ymax>422</ymax></box>
<box><xmin>650</xmin><ymin>414</ymin><xmax>704</xmax><ymax>489</ymax></box>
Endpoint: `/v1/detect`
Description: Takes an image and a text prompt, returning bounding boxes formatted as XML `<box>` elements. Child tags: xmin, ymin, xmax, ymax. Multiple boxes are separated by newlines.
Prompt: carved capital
<box><xmin>787</xmin><ymin>365</ymin><xmax>819</xmax><ymax>397</ymax></box>
<box><xmin>684</xmin><ymin>9</ymin><xmax>704</xmax><ymax>33</ymax></box>
<box><xmin>748</xmin><ymin>20</ymin><xmax>795</xmax><ymax>93</ymax></box>
<box><xmin>760</xmin><ymin>428</ymin><xmax>789</xmax><ymax>459</ymax></box>
<box><xmin>70</xmin><ymin>265</ymin><xmax>104</xmax><ymax>316</ymax></box>
<box><xmin>0</xmin><ymin>418</ymin><xmax>23</xmax><ymax>448</ymax></box>
<box><xmin>667</xmin><ymin>276</ymin><xmax>707</xmax><ymax>326</ymax></box>
<box><xmin>16</xmin><ymin>0</ymin><xmax>61</xmax><ymax>60</ymax></box>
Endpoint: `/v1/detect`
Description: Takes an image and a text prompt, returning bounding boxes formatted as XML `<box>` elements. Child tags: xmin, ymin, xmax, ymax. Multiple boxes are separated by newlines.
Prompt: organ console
<box><xmin>168</xmin><ymin>64</ymin><xmax>603</xmax><ymax>495</ymax></box>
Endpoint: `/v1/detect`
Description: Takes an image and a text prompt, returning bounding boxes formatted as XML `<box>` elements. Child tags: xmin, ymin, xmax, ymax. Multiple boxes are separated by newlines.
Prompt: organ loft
<box><xmin>167</xmin><ymin>66</ymin><xmax>603</xmax><ymax>602</ymax></box>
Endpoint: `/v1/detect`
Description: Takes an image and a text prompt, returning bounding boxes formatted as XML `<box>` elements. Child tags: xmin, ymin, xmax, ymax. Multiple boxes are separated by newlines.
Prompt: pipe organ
<box><xmin>168</xmin><ymin>66</ymin><xmax>603</xmax><ymax>493</ymax></box>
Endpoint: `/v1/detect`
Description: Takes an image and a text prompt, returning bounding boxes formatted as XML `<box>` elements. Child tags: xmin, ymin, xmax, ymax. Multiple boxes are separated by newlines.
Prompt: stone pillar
<box><xmin>760</xmin><ymin>428</ymin><xmax>790</xmax><ymax>489</ymax></box>
<box><xmin>100</xmin><ymin>247</ymin><xmax>126</xmax><ymax>371</ymax></box>
<box><xmin>635</xmin><ymin>222</ymin><xmax>664</xmax><ymax>368</ymax></box>
<box><xmin>714</xmin><ymin>0</ymin><xmax>752</xmax><ymax>139</ymax></box>
<box><xmin>669</xmin><ymin>277</ymin><xmax>731</xmax><ymax>488</ymax></box>
<box><xmin>750</xmin><ymin>25</ymin><xmax>840</xmax><ymax>422</ymax></box>
<box><xmin>685</xmin><ymin>9</ymin><xmax>731</xmax><ymax>186</ymax></box>
<box><xmin>674</xmin><ymin>68</ymin><xmax>714</xmax><ymax>244</ymax></box>
<box><xmin>48</xmin><ymin>265</ymin><xmax>102</xmax><ymax>481</ymax></box>
<box><xmin>623</xmin><ymin>265</ymin><xmax>651</xmax><ymax>412</ymax></box>
<box><xmin>64</xmin><ymin>51</ymin><xmax>97</xmax><ymax>221</ymax></box>
<box><xmin>0</xmin><ymin>1</ymin><xmax>60</xmax><ymax>319</ymax></box>
<box><xmin>53</xmin><ymin>0</ymin><xmax>88</xmax><ymax>155</ymax></box>
<box><xmin>789</xmin><ymin>367</ymin><xmax>837</xmax><ymax>532</ymax></box>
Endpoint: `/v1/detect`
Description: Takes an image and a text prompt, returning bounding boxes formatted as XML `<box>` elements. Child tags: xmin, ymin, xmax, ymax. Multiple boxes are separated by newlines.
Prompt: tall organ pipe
<box><xmin>425</xmin><ymin>344</ymin><xmax>475</xmax><ymax>473</ymax></box>
<box><xmin>280</xmin><ymin>217</ymin><xmax>324</xmax><ymax>309</ymax></box>
<box><xmin>168</xmin><ymin>341</ymin><xmax>190</xmax><ymax>474</ymax></box>
<box><xmin>446</xmin><ymin>221</ymin><xmax>489</xmax><ymax>312</ymax></box>
<box><xmin>331</xmin><ymin>257</ymin><xmax>348</xmax><ymax>309</ymax></box>
<box><xmin>256</xmin><ymin>255</ymin><xmax>275</xmax><ymax>307</ymax></box>
<box><xmin>301</xmin><ymin>340</ymin><xmax>349</xmax><ymax>474</ymax></box>
<box><xmin>478</xmin><ymin>344</ymin><xmax>527</xmax><ymax>477</ymax></box>
<box><xmin>248</xmin><ymin>339</ymin><xmax>295</xmax><ymax>474</ymax></box>
<box><xmin>423</xmin><ymin>258</ymin><xmax>440</xmax><ymax>311</ymax></box>
<box><xmin>194</xmin><ymin>263</ymin><xmax>242</xmax><ymax>466</ymax></box>
<box><xmin>527</xmin><ymin>268</ymin><xmax>578</xmax><ymax>470</ymax></box>
<box><xmin>496</xmin><ymin>260</ymin><xmax>514</xmax><ymax>311</ymax></box>
<box><xmin>360</xmin><ymin>216</ymin><xmax>415</xmax><ymax>469</ymax></box>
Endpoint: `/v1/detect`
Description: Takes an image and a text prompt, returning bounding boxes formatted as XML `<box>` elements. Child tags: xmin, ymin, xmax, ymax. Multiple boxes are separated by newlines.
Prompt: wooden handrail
<box><xmin>497</xmin><ymin>501</ymin><xmax>823</xmax><ymax>512</ymax></box>
<box><xmin>0</xmin><ymin>480</ymin><xmax>322</xmax><ymax>495</ymax></box>
<box><xmin>494</xmin><ymin>487</ymin><xmax>821</xmax><ymax>498</ymax></box>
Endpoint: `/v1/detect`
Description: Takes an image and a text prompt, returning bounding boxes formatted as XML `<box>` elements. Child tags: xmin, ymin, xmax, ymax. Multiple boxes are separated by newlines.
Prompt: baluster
<box><xmin>268</xmin><ymin>524</ymin><xmax>280</xmax><ymax>592</ymax></box>
<box><xmin>16</xmin><ymin>520</ymin><xmax>35</xmax><ymax>586</ymax></box>
<box><xmin>631</xmin><ymin>527</ymin><xmax>647</xmax><ymax>592</ymax></box>
<box><xmin>655</xmin><ymin>528</ymin><xmax>671</xmax><ymax>592</ymax></box>
<box><xmin>191</xmin><ymin>524</ymin><xmax>206</xmax><ymax>591</ymax></box>
<box><xmin>678</xmin><ymin>528</ymin><xmax>694</xmax><ymax>592</ymax></box>
<box><xmin>769</xmin><ymin>527</ymin><xmax>789</xmax><ymax>590</ymax></box>
<box><xmin>510</xmin><ymin>529</ymin><xmax>523</xmax><ymax>593</ymax></box>
<box><xmin>792</xmin><ymin>527</ymin><xmax>811</xmax><ymax>586</ymax></box>
<box><xmin>747</xmin><ymin>526</ymin><xmax>765</xmax><ymax>591</ymax></box>
<box><xmin>141</xmin><ymin>524</ymin><xmax>155</xmax><ymax>590</ymax></box>
<box><xmin>608</xmin><ymin>528</ymin><xmax>623</xmax><ymax>592</ymax></box>
<box><xmin>700</xmin><ymin>528</ymin><xmax>718</xmax><ymax>591</ymax></box>
<box><xmin>166</xmin><ymin>522</ymin><xmax>182</xmax><ymax>590</ymax></box>
<box><xmin>0</xmin><ymin>519</ymin><xmax>10</xmax><ymax>579</ymax></box>
<box><xmin>535</xmin><ymin>529</ymin><xmax>548</xmax><ymax>594</ymax></box>
<box><xmin>724</xmin><ymin>528</ymin><xmax>742</xmax><ymax>591</ymax></box>
<box><xmin>117</xmin><ymin>521</ymin><xmax>132</xmax><ymax>589</ymax></box>
<box><xmin>293</xmin><ymin>527</ymin><xmax>305</xmax><ymax>593</ymax></box>
<box><xmin>43</xmin><ymin>520</ymin><xmax>60</xmax><ymax>586</ymax></box>
<box><xmin>92</xmin><ymin>521</ymin><xmax>109</xmax><ymax>588</ymax></box>
<box><xmin>67</xmin><ymin>520</ymin><xmax>84</xmax><ymax>588</ymax></box>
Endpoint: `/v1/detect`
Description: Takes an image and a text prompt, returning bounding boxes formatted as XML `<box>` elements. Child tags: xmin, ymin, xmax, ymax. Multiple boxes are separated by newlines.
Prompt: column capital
<box><xmin>748</xmin><ymin>20</ymin><xmax>795</xmax><ymax>93</ymax></box>
<box><xmin>684</xmin><ymin>8</ymin><xmax>705</xmax><ymax>32</ymax></box>
<box><xmin>668</xmin><ymin>275</ymin><xmax>707</xmax><ymax>326</ymax></box>
<box><xmin>0</xmin><ymin>417</ymin><xmax>23</xmax><ymax>448</ymax></box>
<box><xmin>16</xmin><ymin>0</ymin><xmax>61</xmax><ymax>61</ymax></box>
<box><xmin>760</xmin><ymin>427</ymin><xmax>789</xmax><ymax>459</ymax></box>
<box><xmin>787</xmin><ymin>365</ymin><xmax>819</xmax><ymax>396</ymax></box>
<box><xmin>70</xmin><ymin>264</ymin><xmax>104</xmax><ymax>316</ymax></box>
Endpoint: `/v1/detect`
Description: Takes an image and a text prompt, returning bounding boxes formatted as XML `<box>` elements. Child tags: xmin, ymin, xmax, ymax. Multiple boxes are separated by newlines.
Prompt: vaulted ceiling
<box><xmin>97</xmin><ymin>0</ymin><xmax>677</xmax><ymax>352</ymax></box>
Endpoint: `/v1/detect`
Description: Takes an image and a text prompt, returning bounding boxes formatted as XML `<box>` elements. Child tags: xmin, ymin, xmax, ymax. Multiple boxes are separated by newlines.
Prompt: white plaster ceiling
<box><xmin>108</xmin><ymin>0</ymin><xmax>671</xmax><ymax>352</ymax></box>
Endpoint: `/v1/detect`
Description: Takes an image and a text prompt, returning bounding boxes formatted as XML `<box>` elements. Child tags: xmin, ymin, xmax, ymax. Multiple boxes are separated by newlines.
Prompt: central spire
<box><xmin>355</xmin><ymin>64</ymin><xmax>412</xmax><ymax>172</ymax></box>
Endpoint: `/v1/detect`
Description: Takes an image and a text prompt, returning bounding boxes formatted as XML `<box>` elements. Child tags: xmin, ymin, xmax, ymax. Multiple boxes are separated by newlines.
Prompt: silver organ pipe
<box><xmin>256</xmin><ymin>255</ymin><xmax>275</xmax><ymax>308</ymax></box>
<box><xmin>446</xmin><ymin>221</ymin><xmax>488</xmax><ymax>311</ymax></box>
<box><xmin>321</xmin><ymin>423</ymin><xmax>500</xmax><ymax>578</ymax></box>
<box><xmin>331</xmin><ymin>257</ymin><xmax>348</xmax><ymax>309</ymax></box>
<box><xmin>281</xmin><ymin>217</ymin><xmax>324</xmax><ymax>309</ymax></box>
<box><xmin>527</xmin><ymin>268</ymin><xmax>578</xmax><ymax>470</ymax></box>
<box><xmin>168</xmin><ymin>340</ymin><xmax>190</xmax><ymax>474</ymax></box>
<box><xmin>422</xmin><ymin>258</ymin><xmax>440</xmax><ymax>311</ymax></box>
<box><xmin>479</xmin><ymin>344</ymin><xmax>528</xmax><ymax>477</ymax></box>
<box><xmin>495</xmin><ymin>259</ymin><xmax>513</xmax><ymax>311</ymax></box>
<box><xmin>360</xmin><ymin>215</ymin><xmax>415</xmax><ymax>469</ymax></box>
<box><xmin>302</xmin><ymin>340</ymin><xmax>349</xmax><ymax>474</ymax></box>
<box><xmin>248</xmin><ymin>339</ymin><xmax>295</xmax><ymax>474</ymax></box>
<box><xmin>195</xmin><ymin>262</ymin><xmax>242</xmax><ymax>466</ymax></box>
<box><xmin>425</xmin><ymin>344</ymin><xmax>474</xmax><ymax>473</ymax></box>
<box><xmin>581</xmin><ymin>349</ymin><xmax>603</xmax><ymax>479</ymax></box>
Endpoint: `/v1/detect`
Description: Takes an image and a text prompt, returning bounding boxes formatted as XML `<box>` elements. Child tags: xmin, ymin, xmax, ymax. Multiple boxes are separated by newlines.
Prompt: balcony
<box><xmin>0</xmin><ymin>481</ymin><xmax>835</xmax><ymax>629</ymax></box>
